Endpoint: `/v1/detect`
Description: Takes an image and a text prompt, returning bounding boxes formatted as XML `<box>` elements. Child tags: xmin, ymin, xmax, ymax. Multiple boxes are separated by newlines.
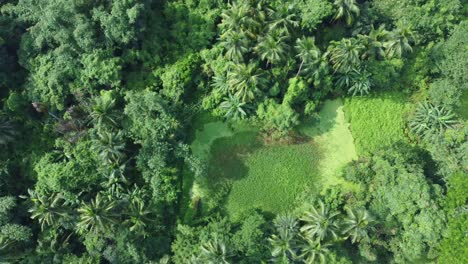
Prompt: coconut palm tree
<box><xmin>384</xmin><ymin>22</ymin><xmax>415</xmax><ymax>58</ymax></box>
<box><xmin>211</xmin><ymin>73</ymin><xmax>230</xmax><ymax>94</ymax></box>
<box><xmin>347</xmin><ymin>69</ymin><xmax>372</xmax><ymax>96</ymax></box>
<box><xmin>255</xmin><ymin>29</ymin><xmax>288</xmax><ymax>67</ymax></box>
<box><xmin>0</xmin><ymin>117</ymin><xmax>16</xmax><ymax>145</ymax></box>
<box><xmin>227</xmin><ymin>63</ymin><xmax>266</xmax><ymax>102</ymax></box>
<box><xmin>27</xmin><ymin>190</ymin><xmax>70</xmax><ymax>230</ymax></box>
<box><xmin>359</xmin><ymin>24</ymin><xmax>389</xmax><ymax>59</ymax></box>
<box><xmin>274</xmin><ymin>214</ymin><xmax>299</xmax><ymax>236</ymax></box>
<box><xmin>300</xmin><ymin>200</ymin><xmax>340</xmax><ymax>242</ymax></box>
<box><xmin>333</xmin><ymin>0</ymin><xmax>360</xmax><ymax>26</ymax></box>
<box><xmin>342</xmin><ymin>208</ymin><xmax>374</xmax><ymax>244</ymax></box>
<box><xmin>88</xmin><ymin>91</ymin><xmax>119</xmax><ymax>129</ymax></box>
<box><xmin>268</xmin><ymin>3</ymin><xmax>299</xmax><ymax>34</ymax></box>
<box><xmin>220</xmin><ymin>1</ymin><xmax>258</xmax><ymax>38</ymax></box>
<box><xmin>327</xmin><ymin>38</ymin><xmax>364</xmax><ymax>73</ymax></box>
<box><xmin>409</xmin><ymin>101</ymin><xmax>457</xmax><ymax>140</ymax></box>
<box><xmin>219</xmin><ymin>0</ymin><xmax>250</xmax><ymax>32</ymax></box>
<box><xmin>77</xmin><ymin>193</ymin><xmax>118</xmax><ymax>234</ymax></box>
<box><xmin>220</xmin><ymin>94</ymin><xmax>248</xmax><ymax>121</ymax></box>
<box><xmin>295</xmin><ymin>37</ymin><xmax>321</xmax><ymax>77</ymax></box>
<box><xmin>198</xmin><ymin>238</ymin><xmax>232</xmax><ymax>264</ymax></box>
<box><xmin>269</xmin><ymin>229</ymin><xmax>298</xmax><ymax>263</ymax></box>
<box><xmin>91</xmin><ymin>130</ymin><xmax>126</xmax><ymax>165</ymax></box>
<box><xmin>298</xmin><ymin>238</ymin><xmax>330</xmax><ymax>264</ymax></box>
<box><xmin>220</xmin><ymin>30</ymin><xmax>249</xmax><ymax>62</ymax></box>
<box><xmin>124</xmin><ymin>198</ymin><xmax>153</xmax><ymax>237</ymax></box>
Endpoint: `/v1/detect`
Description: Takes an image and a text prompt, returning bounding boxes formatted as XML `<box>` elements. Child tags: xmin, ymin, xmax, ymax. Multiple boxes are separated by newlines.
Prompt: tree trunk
<box><xmin>296</xmin><ymin>59</ymin><xmax>304</xmax><ymax>77</ymax></box>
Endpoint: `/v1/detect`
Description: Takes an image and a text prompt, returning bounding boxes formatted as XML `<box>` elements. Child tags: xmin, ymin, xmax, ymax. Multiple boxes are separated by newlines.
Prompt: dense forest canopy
<box><xmin>0</xmin><ymin>0</ymin><xmax>466</xmax><ymax>263</ymax></box>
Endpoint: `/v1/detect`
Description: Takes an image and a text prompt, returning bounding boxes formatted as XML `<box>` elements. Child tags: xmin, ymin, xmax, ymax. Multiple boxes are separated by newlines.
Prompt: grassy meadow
<box><xmin>184</xmin><ymin>99</ymin><xmax>359</xmax><ymax>221</ymax></box>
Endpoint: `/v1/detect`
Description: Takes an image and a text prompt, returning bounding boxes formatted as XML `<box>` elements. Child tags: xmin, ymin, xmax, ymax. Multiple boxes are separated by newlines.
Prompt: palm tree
<box><xmin>124</xmin><ymin>198</ymin><xmax>153</xmax><ymax>237</ymax></box>
<box><xmin>300</xmin><ymin>200</ymin><xmax>340</xmax><ymax>242</ymax></box>
<box><xmin>0</xmin><ymin>117</ymin><xmax>16</xmax><ymax>145</ymax></box>
<box><xmin>227</xmin><ymin>63</ymin><xmax>266</xmax><ymax>102</ymax></box>
<box><xmin>77</xmin><ymin>193</ymin><xmax>118</xmax><ymax>234</ymax></box>
<box><xmin>347</xmin><ymin>69</ymin><xmax>372</xmax><ymax>96</ymax></box>
<box><xmin>384</xmin><ymin>22</ymin><xmax>415</xmax><ymax>58</ymax></box>
<box><xmin>327</xmin><ymin>38</ymin><xmax>364</xmax><ymax>73</ymax></box>
<box><xmin>255</xmin><ymin>29</ymin><xmax>288</xmax><ymax>67</ymax></box>
<box><xmin>220</xmin><ymin>94</ymin><xmax>248</xmax><ymax>121</ymax></box>
<box><xmin>88</xmin><ymin>91</ymin><xmax>119</xmax><ymax>129</ymax></box>
<box><xmin>295</xmin><ymin>37</ymin><xmax>321</xmax><ymax>77</ymax></box>
<box><xmin>219</xmin><ymin>1</ymin><xmax>250</xmax><ymax>32</ymax></box>
<box><xmin>269</xmin><ymin>229</ymin><xmax>297</xmax><ymax>263</ymax></box>
<box><xmin>211</xmin><ymin>73</ymin><xmax>230</xmax><ymax>94</ymax></box>
<box><xmin>298</xmin><ymin>238</ymin><xmax>330</xmax><ymax>264</ymax></box>
<box><xmin>359</xmin><ymin>25</ymin><xmax>389</xmax><ymax>59</ymax></box>
<box><xmin>91</xmin><ymin>130</ymin><xmax>126</xmax><ymax>165</ymax></box>
<box><xmin>28</xmin><ymin>190</ymin><xmax>70</xmax><ymax>230</ymax></box>
<box><xmin>198</xmin><ymin>238</ymin><xmax>232</xmax><ymax>264</ymax></box>
<box><xmin>220</xmin><ymin>30</ymin><xmax>249</xmax><ymax>62</ymax></box>
<box><xmin>268</xmin><ymin>3</ymin><xmax>299</xmax><ymax>34</ymax></box>
<box><xmin>220</xmin><ymin>1</ymin><xmax>258</xmax><ymax>38</ymax></box>
<box><xmin>342</xmin><ymin>208</ymin><xmax>374</xmax><ymax>244</ymax></box>
<box><xmin>409</xmin><ymin>101</ymin><xmax>457</xmax><ymax>140</ymax></box>
<box><xmin>274</xmin><ymin>214</ymin><xmax>299</xmax><ymax>236</ymax></box>
<box><xmin>333</xmin><ymin>0</ymin><xmax>360</xmax><ymax>26</ymax></box>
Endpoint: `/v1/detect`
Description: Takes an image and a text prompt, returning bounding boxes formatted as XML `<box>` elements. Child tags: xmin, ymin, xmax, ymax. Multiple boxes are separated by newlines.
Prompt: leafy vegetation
<box><xmin>0</xmin><ymin>0</ymin><xmax>465</xmax><ymax>262</ymax></box>
<box><xmin>344</xmin><ymin>92</ymin><xmax>411</xmax><ymax>154</ymax></box>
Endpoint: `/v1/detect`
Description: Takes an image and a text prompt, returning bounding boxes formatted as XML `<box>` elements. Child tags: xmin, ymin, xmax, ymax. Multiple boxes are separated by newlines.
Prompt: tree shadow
<box><xmin>205</xmin><ymin>131</ymin><xmax>262</xmax><ymax>187</ymax></box>
<box><xmin>297</xmin><ymin>99</ymin><xmax>342</xmax><ymax>138</ymax></box>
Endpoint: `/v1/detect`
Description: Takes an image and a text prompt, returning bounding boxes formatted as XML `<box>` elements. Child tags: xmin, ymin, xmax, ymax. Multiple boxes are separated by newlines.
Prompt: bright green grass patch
<box><xmin>299</xmin><ymin>99</ymin><xmax>358</xmax><ymax>191</ymax></box>
<box><xmin>221</xmin><ymin>141</ymin><xmax>322</xmax><ymax>219</ymax></box>
<box><xmin>343</xmin><ymin>92</ymin><xmax>412</xmax><ymax>155</ymax></box>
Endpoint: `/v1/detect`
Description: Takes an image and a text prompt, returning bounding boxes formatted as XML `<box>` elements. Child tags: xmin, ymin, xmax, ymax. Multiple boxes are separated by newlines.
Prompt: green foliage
<box><xmin>283</xmin><ymin>77</ymin><xmax>309</xmax><ymax>107</ymax></box>
<box><xmin>80</xmin><ymin>49</ymin><xmax>122</xmax><ymax>89</ymax></box>
<box><xmin>219</xmin><ymin>94</ymin><xmax>247</xmax><ymax>121</ymax></box>
<box><xmin>227</xmin><ymin>63</ymin><xmax>266</xmax><ymax>103</ymax></box>
<box><xmin>88</xmin><ymin>90</ymin><xmax>119</xmax><ymax>129</ymax></box>
<box><xmin>438</xmin><ymin>172</ymin><xmax>468</xmax><ymax>263</ymax></box>
<box><xmin>0</xmin><ymin>115</ymin><xmax>16</xmax><ymax>145</ymax></box>
<box><xmin>255</xmin><ymin>29</ymin><xmax>288</xmax><ymax>66</ymax></box>
<box><xmin>327</xmin><ymin>38</ymin><xmax>364</xmax><ymax>73</ymax></box>
<box><xmin>346</xmin><ymin>69</ymin><xmax>372</xmax><ymax>96</ymax></box>
<box><xmin>77</xmin><ymin>193</ymin><xmax>118</xmax><ymax>235</ymax></box>
<box><xmin>296</xmin><ymin>0</ymin><xmax>333</xmax><ymax>30</ymax></box>
<box><xmin>346</xmin><ymin>144</ymin><xmax>447</xmax><ymax>263</ymax></box>
<box><xmin>383</xmin><ymin>22</ymin><xmax>415</xmax><ymax>59</ymax></box>
<box><xmin>409</xmin><ymin>102</ymin><xmax>457</xmax><ymax>140</ymax></box>
<box><xmin>295</xmin><ymin>37</ymin><xmax>321</xmax><ymax>78</ymax></box>
<box><xmin>0</xmin><ymin>196</ymin><xmax>32</xmax><ymax>258</ymax></box>
<box><xmin>428</xmin><ymin>79</ymin><xmax>462</xmax><ymax>111</ymax></box>
<box><xmin>34</xmin><ymin>140</ymin><xmax>101</xmax><ymax>194</ymax></box>
<box><xmin>424</xmin><ymin>122</ymin><xmax>467</xmax><ymax>179</ymax></box>
<box><xmin>432</xmin><ymin>21</ymin><xmax>468</xmax><ymax>90</ymax></box>
<box><xmin>157</xmin><ymin>53</ymin><xmax>202</xmax><ymax>104</ymax></box>
<box><xmin>341</xmin><ymin>208</ymin><xmax>374</xmax><ymax>244</ymax></box>
<box><xmin>332</xmin><ymin>0</ymin><xmax>360</xmax><ymax>26</ymax></box>
<box><xmin>0</xmin><ymin>0</ymin><xmax>465</xmax><ymax>261</ymax></box>
<box><xmin>257</xmin><ymin>99</ymin><xmax>299</xmax><ymax>138</ymax></box>
<box><xmin>371</xmin><ymin>0</ymin><xmax>462</xmax><ymax>42</ymax></box>
<box><xmin>300</xmin><ymin>200</ymin><xmax>339</xmax><ymax>242</ymax></box>
<box><xmin>344</xmin><ymin>92</ymin><xmax>411</xmax><ymax>154</ymax></box>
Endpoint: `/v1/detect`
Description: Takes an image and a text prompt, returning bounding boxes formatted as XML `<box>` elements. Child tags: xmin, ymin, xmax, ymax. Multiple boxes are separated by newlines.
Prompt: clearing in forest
<box><xmin>186</xmin><ymin>99</ymin><xmax>357</xmax><ymax>220</ymax></box>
